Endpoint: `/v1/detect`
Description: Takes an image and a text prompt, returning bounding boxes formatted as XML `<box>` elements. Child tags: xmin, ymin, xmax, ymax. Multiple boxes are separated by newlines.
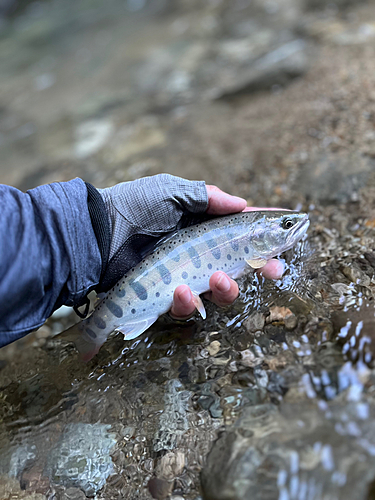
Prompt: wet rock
<box><xmin>20</xmin><ymin>464</ymin><xmax>50</xmax><ymax>495</ymax></box>
<box><xmin>201</xmin><ymin>400</ymin><xmax>375</xmax><ymax>500</ymax></box>
<box><xmin>0</xmin><ymin>443</ymin><xmax>37</xmax><ymax>478</ymax></box>
<box><xmin>148</xmin><ymin>477</ymin><xmax>173</xmax><ymax>500</ymax></box>
<box><xmin>243</xmin><ymin>311</ymin><xmax>265</xmax><ymax>333</ymax></box>
<box><xmin>44</xmin><ymin>423</ymin><xmax>116</xmax><ymax>496</ymax></box>
<box><xmin>239</xmin><ymin>349</ymin><xmax>264</xmax><ymax>368</ymax></box>
<box><xmin>197</xmin><ymin>383</ymin><xmax>223</xmax><ymax>419</ymax></box>
<box><xmin>206</xmin><ymin>341</ymin><xmax>221</xmax><ymax>357</ymax></box>
<box><xmin>340</xmin><ymin>264</ymin><xmax>371</xmax><ymax>286</ymax></box>
<box><xmin>156</xmin><ymin>450</ymin><xmax>185</xmax><ymax>480</ymax></box>
<box><xmin>267</xmin><ymin>306</ymin><xmax>298</xmax><ymax>330</ymax></box>
<box><xmin>0</xmin><ymin>475</ymin><xmax>45</xmax><ymax>500</ymax></box>
<box><xmin>214</xmin><ymin>39</ymin><xmax>309</xmax><ymax>99</ymax></box>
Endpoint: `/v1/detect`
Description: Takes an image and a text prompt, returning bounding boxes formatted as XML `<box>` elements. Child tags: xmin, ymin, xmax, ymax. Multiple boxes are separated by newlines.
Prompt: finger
<box><xmin>257</xmin><ymin>259</ymin><xmax>284</xmax><ymax>280</ymax></box>
<box><xmin>206</xmin><ymin>185</ymin><xmax>247</xmax><ymax>215</ymax></box>
<box><xmin>170</xmin><ymin>285</ymin><xmax>196</xmax><ymax>319</ymax></box>
<box><xmin>204</xmin><ymin>272</ymin><xmax>239</xmax><ymax>307</ymax></box>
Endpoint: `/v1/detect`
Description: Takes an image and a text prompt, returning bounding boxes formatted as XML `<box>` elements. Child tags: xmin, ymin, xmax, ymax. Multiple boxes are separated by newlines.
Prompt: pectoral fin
<box><xmin>246</xmin><ymin>258</ymin><xmax>268</xmax><ymax>269</ymax></box>
<box><xmin>192</xmin><ymin>292</ymin><xmax>206</xmax><ymax>319</ymax></box>
<box><xmin>116</xmin><ymin>316</ymin><xmax>159</xmax><ymax>340</ymax></box>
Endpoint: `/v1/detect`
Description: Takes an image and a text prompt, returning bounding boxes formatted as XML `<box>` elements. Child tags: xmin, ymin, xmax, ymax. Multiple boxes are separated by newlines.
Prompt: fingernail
<box><xmin>217</xmin><ymin>274</ymin><xmax>231</xmax><ymax>293</ymax></box>
<box><xmin>274</xmin><ymin>261</ymin><xmax>285</xmax><ymax>279</ymax></box>
<box><xmin>179</xmin><ymin>287</ymin><xmax>192</xmax><ymax>305</ymax></box>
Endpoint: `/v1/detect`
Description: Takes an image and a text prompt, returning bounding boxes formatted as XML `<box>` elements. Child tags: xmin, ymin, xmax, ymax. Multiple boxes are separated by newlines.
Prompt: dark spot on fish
<box><xmin>227</xmin><ymin>254</ymin><xmax>232</xmax><ymax>261</ymax></box>
<box><xmin>86</xmin><ymin>328</ymin><xmax>97</xmax><ymax>339</ymax></box>
<box><xmin>208</xmin><ymin>263</ymin><xmax>212</xmax><ymax>270</ymax></box>
<box><xmin>130</xmin><ymin>281</ymin><xmax>148</xmax><ymax>301</ymax></box>
<box><xmin>212</xmin><ymin>248</ymin><xmax>221</xmax><ymax>259</ymax></box>
<box><xmin>193</xmin><ymin>275</ymin><xmax>196</xmax><ymax>279</ymax></box>
<box><xmin>156</xmin><ymin>292</ymin><xmax>160</xmax><ymax>297</ymax></box>
<box><xmin>131</xmin><ymin>308</ymin><xmax>136</xmax><ymax>314</ymax></box>
<box><xmin>116</xmin><ymin>288</ymin><xmax>126</xmax><ymax>298</ymax></box>
<box><xmin>230</xmin><ymin>239</ymin><xmax>239</xmax><ymax>252</ymax></box>
<box><xmin>157</xmin><ymin>264</ymin><xmax>172</xmax><ymax>285</ymax></box>
<box><xmin>244</xmin><ymin>246</ymin><xmax>249</xmax><ymax>254</ymax></box>
<box><xmin>106</xmin><ymin>300</ymin><xmax>123</xmax><ymax>318</ymax></box>
<box><xmin>93</xmin><ymin>316</ymin><xmax>106</xmax><ymax>330</ymax></box>
<box><xmin>187</xmin><ymin>246</ymin><xmax>201</xmax><ymax>269</ymax></box>
<box><xmin>172</xmin><ymin>253</ymin><xmax>180</xmax><ymax>262</ymax></box>
<box><xmin>182</xmin><ymin>271</ymin><xmax>188</xmax><ymax>279</ymax></box>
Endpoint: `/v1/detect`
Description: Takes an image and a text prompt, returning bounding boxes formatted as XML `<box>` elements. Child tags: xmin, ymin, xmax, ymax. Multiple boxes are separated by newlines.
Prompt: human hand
<box><xmin>170</xmin><ymin>185</ymin><xmax>284</xmax><ymax>319</ymax></box>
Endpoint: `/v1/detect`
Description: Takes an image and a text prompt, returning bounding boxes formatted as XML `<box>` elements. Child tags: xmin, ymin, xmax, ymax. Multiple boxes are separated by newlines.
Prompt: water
<box><xmin>1</xmin><ymin>0</ymin><xmax>375</xmax><ymax>498</ymax></box>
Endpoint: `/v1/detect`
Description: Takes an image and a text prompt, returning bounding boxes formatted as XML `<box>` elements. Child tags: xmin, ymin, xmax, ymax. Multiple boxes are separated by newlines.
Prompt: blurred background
<box><xmin>1</xmin><ymin>0</ymin><xmax>375</xmax><ymax>209</ymax></box>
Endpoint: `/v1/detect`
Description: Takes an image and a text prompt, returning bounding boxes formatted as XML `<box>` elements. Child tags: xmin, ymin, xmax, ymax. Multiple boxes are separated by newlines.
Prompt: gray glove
<box><xmin>87</xmin><ymin>174</ymin><xmax>208</xmax><ymax>294</ymax></box>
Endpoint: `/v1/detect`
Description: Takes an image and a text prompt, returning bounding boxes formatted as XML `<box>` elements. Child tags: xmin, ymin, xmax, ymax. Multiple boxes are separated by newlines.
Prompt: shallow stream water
<box><xmin>1</xmin><ymin>1</ymin><xmax>375</xmax><ymax>499</ymax></box>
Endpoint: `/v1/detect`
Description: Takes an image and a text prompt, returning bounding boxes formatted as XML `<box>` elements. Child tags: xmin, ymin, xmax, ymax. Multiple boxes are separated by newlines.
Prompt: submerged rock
<box><xmin>201</xmin><ymin>399</ymin><xmax>375</xmax><ymax>500</ymax></box>
<box><xmin>0</xmin><ymin>475</ymin><xmax>45</xmax><ymax>500</ymax></box>
<box><xmin>0</xmin><ymin>443</ymin><xmax>37</xmax><ymax>479</ymax></box>
<box><xmin>44</xmin><ymin>423</ymin><xmax>116</xmax><ymax>496</ymax></box>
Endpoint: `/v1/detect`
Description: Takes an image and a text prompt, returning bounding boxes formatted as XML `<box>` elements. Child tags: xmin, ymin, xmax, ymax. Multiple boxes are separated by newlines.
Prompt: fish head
<box><xmin>249</xmin><ymin>211</ymin><xmax>310</xmax><ymax>259</ymax></box>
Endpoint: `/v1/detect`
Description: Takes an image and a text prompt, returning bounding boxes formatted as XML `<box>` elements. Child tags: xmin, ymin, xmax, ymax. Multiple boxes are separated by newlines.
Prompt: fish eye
<box><xmin>282</xmin><ymin>218</ymin><xmax>295</xmax><ymax>230</ymax></box>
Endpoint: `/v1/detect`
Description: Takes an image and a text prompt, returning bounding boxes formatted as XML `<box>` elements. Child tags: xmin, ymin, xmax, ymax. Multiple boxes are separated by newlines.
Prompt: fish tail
<box><xmin>56</xmin><ymin>323</ymin><xmax>101</xmax><ymax>362</ymax></box>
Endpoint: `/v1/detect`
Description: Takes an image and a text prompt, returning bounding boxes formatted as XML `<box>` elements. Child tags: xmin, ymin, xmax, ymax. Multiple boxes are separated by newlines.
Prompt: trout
<box><xmin>60</xmin><ymin>210</ymin><xmax>309</xmax><ymax>360</ymax></box>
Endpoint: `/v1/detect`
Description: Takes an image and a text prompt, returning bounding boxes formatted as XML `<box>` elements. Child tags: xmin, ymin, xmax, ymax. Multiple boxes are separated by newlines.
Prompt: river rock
<box><xmin>201</xmin><ymin>400</ymin><xmax>375</xmax><ymax>500</ymax></box>
<box><xmin>44</xmin><ymin>423</ymin><xmax>117</xmax><ymax>496</ymax></box>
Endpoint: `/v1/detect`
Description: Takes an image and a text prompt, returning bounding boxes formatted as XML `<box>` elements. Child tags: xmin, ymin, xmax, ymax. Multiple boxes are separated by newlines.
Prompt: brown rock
<box><xmin>267</xmin><ymin>306</ymin><xmax>298</xmax><ymax>330</ymax></box>
<box><xmin>243</xmin><ymin>312</ymin><xmax>265</xmax><ymax>333</ymax></box>
<box><xmin>148</xmin><ymin>477</ymin><xmax>173</xmax><ymax>500</ymax></box>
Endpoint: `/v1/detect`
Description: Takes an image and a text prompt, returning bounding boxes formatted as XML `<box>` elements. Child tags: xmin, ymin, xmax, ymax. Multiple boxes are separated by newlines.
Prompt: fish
<box><xmin>59</xmin><ymin>210</ymin><xmax>309</xmax><ymax>360</ymax></box>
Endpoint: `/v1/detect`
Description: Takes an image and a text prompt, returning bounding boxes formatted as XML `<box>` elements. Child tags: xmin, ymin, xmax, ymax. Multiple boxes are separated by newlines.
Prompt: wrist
<box><xmin>85</xmin><ymin>182</ymin><xmax>111</xmax><ymax>282</ymax></box>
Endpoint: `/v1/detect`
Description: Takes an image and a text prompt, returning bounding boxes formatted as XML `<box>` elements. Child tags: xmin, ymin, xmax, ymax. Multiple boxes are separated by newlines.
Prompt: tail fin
<box><xmin>56</xmin><ymin>323</ymin><xmax>101</xmax><ymax>362</ymax></box>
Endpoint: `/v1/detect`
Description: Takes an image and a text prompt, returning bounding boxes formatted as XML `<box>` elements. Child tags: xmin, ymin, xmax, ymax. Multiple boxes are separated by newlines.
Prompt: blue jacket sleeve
<box><xmin>0</xmin><ymin>178</ymin><xmax>102</xmax><ymax>347</ymax></box>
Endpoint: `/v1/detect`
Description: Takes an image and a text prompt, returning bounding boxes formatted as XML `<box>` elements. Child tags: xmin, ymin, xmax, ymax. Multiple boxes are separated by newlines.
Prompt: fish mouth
<box><xmin>285</xmin><ymin>214</ymin><xmax>310</xmax><ymax>249</ymax></box>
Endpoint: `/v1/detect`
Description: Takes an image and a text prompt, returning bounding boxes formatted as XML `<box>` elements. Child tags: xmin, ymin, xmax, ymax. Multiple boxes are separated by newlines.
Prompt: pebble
<box><xmin>340</xmin><ymin>265</ymin><xmax>371</xmax><ymax>286</ymax></box>
<box><xmin>243</xmin><ymin>312</ymin><xmax>265</xmax><ymax>333</ymax></box>
<box><xmin>156</xmin><ymin>451</ymin><xmax>185</xmax><ymax>480</ymax></box>
<box><xmin>148</xmin><ymin>477</ymin><xmax>173</xmax><ymax>500</ymax></box>
<box><xmin>267</xmin><ymin>306</ymin><xmax>298</xmax><ymax>330</ymax></box>
<box><xmin>207</xmin><ymin>341</ymin><xmax>221</xmax><ymax>356</ymax></box>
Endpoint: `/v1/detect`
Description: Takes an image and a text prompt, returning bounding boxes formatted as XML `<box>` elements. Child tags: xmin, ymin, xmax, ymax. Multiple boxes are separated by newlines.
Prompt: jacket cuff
<box><xmin>85</xmin><ymin>182</ymin><xmax>111</xmax><ymax>282</ymax></box>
